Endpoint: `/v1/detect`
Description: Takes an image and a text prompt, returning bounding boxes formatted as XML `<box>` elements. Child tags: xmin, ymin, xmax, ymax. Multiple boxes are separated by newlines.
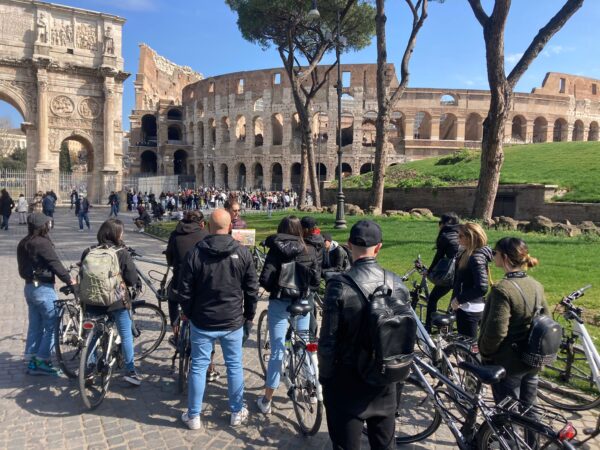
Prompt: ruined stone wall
<box><xmin>532</xmin><ymin>72</ymin><xmax>600</xmax><ymax>101</ymax></box>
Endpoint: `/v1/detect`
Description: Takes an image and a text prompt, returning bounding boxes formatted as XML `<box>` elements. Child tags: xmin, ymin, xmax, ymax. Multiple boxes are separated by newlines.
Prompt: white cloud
<box><xmin>92</xmin><ymin>0</ymin><xmax>158</xmax><ymax>11</ymax></box>
<box><xmin>506</xmin><ymin>52</ymin><xmax>524</xmax><ymax>65</ymax></box>
<box><xmin>542</xmin><ymin>44</ymin><xmax>573</xmax><ymax>58</ymax></box>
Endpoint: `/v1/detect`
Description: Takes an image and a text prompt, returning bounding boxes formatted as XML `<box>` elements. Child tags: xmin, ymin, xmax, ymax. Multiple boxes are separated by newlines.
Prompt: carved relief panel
<box><xmin>78</xmin><ymin>98</ymin><xmax>101</xmax><ymax>119</ymax></box>
<box><xmin>50</xmin><ymin>16</ymin><xmax>73</xmax><ymax>48</ymax></box>
<box><xmin>50</xmin><ymin>95</ymin><xmax>75</xmax><ymax>117</ymax></box>
<box><xmin>76</xmin><ymin>22</ymin><xmax>98</xmax><ymax>51</ymax></box>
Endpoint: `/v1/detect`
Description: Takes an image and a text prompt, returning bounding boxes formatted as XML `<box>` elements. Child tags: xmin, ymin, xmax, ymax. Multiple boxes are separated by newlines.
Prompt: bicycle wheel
<box><xmin>392</xmin><ymin>375</ymin><xmax>442</xmax><ymax>444</ymax></box>
<box><xmin>538</xmin><ymin>341</ymin><xmax>600</xmax><ymax>411</ymax></box>
<box><xmin>55</xmin><ymin>303</ymin><xmax>82</xmax><ymax>379</ymax></box>
<box><xmin>476</xmin><ymin>414</ymin><xmax>566</xmax><ymax>450</ymax></box>
<box><xmin>132</xmin><ymin>302</ymin><xmax>167</xmax><ymax>360</ymax></box>
<box><xmin>288</xmin><ymin>347</ymin><xmax>323</xmax><ymax>436</ymax></box>
<box><xmin>177</xmin><ymin>321</ymin><xmax>191</xmax><ymax>394</ymax></box>
<box><xmin>78</xmin><ymin>328</ymin><xmax>114</xmax><ymax>410</ymax></box>
<box><xmin>443</xmin><ymin>343</ymin><xmax>481</xmax><ymax>397</ymax></box>
<box><xmin>257</xmin><ymin>309</ymin><xmax>270</xmax><ymax>377</ymax></box>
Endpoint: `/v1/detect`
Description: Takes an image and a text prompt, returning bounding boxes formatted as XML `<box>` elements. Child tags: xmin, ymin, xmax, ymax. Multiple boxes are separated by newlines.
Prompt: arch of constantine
<box><xmin>129</xmin><ymin>57</ymin><xmax>600</xmax><ymax>192</ymax></box>
<box><xmin>0</xmin><ymin>0</ymin><xmax>128</xmax><ymax>201</ymax></box>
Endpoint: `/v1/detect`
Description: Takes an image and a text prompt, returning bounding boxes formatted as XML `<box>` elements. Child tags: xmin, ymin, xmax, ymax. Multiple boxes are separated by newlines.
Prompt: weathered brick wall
<box><xmin>323</xmin><ymin>185</ymin><xmax>600</xmax><ymax>223</ymax></box>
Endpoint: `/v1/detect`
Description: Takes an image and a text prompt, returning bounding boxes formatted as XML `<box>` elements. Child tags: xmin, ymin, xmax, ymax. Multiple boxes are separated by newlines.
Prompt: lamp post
<box><xmin>333</xmin><ymin>7</ymin><xmax>346</xmax><ymax>229</ymax></box>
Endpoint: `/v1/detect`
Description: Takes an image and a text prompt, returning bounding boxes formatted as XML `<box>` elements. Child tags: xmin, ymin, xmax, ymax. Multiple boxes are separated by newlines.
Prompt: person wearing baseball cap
<box><xmin>318</xmin><ymin>220</ymin><xmax>410</xmax><ymax>449</ymax></box>
<box><xmin>17</xmin><ymin>213</ymin><xmax>75</xmax><ymax>376</ymax></box>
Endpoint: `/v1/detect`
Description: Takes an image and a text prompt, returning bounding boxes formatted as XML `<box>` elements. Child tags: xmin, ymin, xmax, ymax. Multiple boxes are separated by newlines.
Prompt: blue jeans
<box><xmin>110</xmin><ymin>204</ymin><xmax>119</xmax><ymax>216</ymax></box>
<box><xmin>1</xmin><ymin>214</ymin><xmax>9</xmax><ymax>229</ymax></box>
<box><xmin>188</xmin><ymin>324</ymin><xmax>244</xmax><ymax>417</ymax></box>
<box><xmin>86</xmin><ymin>307</ymin><xmax>135</xmax><ymax>372</ymax></box>
<box><xmin>265</xmin><ymin>299</ymin><xmax>309</xmax><ymax>390</ymax></box>
<box><xmin>78</xmin><ymin>212</ymin><xmax>90</xmax><ymax>229</ymax></box>
<box><xmin>24</xmin><ymin>283</ymin><xmax>58</xmax><ymax>361</ymax></box>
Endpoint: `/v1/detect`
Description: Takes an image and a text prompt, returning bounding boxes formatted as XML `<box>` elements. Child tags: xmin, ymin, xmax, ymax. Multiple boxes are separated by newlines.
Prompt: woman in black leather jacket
<box><xmin>256</xmin><ymin>216</ymin><xmax>319</xmax><ymax>414</ymax></box>
<box><xmin>425</xmin><ymin>212</ymin><xmax>460</xmax><ymax>332</ymax></box>
<box><xmin>450</xmin><ymin>222</ymin><xmax>493</xmax><ymax>338</ymax></box>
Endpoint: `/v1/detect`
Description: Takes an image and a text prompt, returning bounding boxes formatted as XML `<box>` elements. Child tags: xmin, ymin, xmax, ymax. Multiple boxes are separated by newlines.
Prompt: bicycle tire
<box><xmin>288</xmin><ymin>347</ymin><xmax>323</xmax><ymax>436</ymax></box>
<box><xmin>55</xmin><ymin>303</ymin><xmax>82</xmax><ymax>379</ymax></box>
<box><xmin>132</xmin><ymin>303</ymin><xmax>167</xmax><ymax>360</ymax></box>
<box><xmin>476</xmin><ymin>414</ymin><xmax>566</xmax><ymax>450</ymax></box>
<box><xmin>178</xmin><ymin>321</ymin><xmax>191</xmax><ymax>394</ymax></box>
<box><xmin>257</xmin><ymin>309</ymin><xmax>270</xmax><ymax>377</ymax></box>
<box><xmin>79</xmin><ymin>328</ymin><xmax>113</xmax><ymax>410</ymax></box>
<box><xmin>392</xmin><ymin>375</ymin><xmax>442</xmax><ymax>444</ymax></box>
<box><xmin>537</xmin><ymin>341</ymin><xmax>600</xmax><ymax>411</ymax></box>
<box><xmin>443</xmin><ymin>343</ymin><xmax>481</xmax><ymax>398</ymax></box>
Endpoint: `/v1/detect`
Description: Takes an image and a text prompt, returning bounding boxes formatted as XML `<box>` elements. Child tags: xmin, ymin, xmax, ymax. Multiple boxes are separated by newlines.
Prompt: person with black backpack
<box><xmin>479</xmin><ymin>237</ymin><xmax>552</xmax><ymax>409</ymax></box>
<box><xmin>318</xmin><ymin>220</ymin><xmax>416</xmax><ymax>450</ymax></box>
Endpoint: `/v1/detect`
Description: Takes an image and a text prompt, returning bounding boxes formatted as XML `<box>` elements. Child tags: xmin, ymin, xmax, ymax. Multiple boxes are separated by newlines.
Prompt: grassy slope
<box><xmin>343</xmin><ymin>142</ymin><xmax>600</xmax><ymax>202</ymax></box>
<box><xmin>149</xmin><ymin>212</ymin><xmax>600</xmax><ymax>323</ymax></box>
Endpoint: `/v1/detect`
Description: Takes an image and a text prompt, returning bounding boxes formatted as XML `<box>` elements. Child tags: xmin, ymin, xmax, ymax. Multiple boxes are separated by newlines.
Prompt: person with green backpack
<box><xmin>79</xmin><ymin>218</ymin><xmax>142</xmax><ymax>386</ymax></box>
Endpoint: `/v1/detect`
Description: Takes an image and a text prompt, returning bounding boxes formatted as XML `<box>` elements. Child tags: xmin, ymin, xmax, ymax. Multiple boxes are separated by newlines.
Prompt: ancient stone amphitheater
<box><xmin>128</xmin><ymin>46</ymin><xmax>600</xmax><ymax>191</ymax></box>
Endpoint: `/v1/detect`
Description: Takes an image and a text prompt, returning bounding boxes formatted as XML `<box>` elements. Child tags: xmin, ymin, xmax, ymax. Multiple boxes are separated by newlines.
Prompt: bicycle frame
<box><xmin>570</xmin><ymin>319</ymin><xmax>600</xmax><ymax>393</ymax></box>
<box><xmin>284</xmin><ymin>319</ymin><xmax>323</xmax><ymax>402</ymax></box>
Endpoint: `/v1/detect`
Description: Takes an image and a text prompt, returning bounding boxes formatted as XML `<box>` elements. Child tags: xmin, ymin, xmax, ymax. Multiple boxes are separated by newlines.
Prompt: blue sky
<box><xmin>1</xmin><ymin>0</ymin><xmax>598</xmax><ymax>130</ymax></box>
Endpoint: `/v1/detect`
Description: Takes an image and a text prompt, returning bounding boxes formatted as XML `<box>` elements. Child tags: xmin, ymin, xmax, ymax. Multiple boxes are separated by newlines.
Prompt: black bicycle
<box><xmin>169</xmin><ymin>313</ymin><xmax>191</xmax><ymax>394</ymax></box>
<box><xmin>394</xmin><ymin>355</ymin><xmax>578</xmax><ymax>449</ymax></box>
<box><xmin>54</xmin><ymin>284</ymin><xmax>84</xmax><ymax>378</ymax></box>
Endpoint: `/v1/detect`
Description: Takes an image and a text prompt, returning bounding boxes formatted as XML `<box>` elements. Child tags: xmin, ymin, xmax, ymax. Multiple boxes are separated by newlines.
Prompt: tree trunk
<box><xmin>369</xmin><ymin>0</ymin><xmax>389</xmax><ymax>213</ymax></box>
<box><xmin>299</xmin><ymin>146</ymin><xmax>308</xmax><ymax>207</ymax></box>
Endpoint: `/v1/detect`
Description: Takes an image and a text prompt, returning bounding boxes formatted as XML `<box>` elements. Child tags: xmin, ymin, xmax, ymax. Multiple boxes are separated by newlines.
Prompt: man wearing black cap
<box><xmin>318</xmin><ymin>220</ymin><xmax>410</xmax><ymax>449</ymax></box>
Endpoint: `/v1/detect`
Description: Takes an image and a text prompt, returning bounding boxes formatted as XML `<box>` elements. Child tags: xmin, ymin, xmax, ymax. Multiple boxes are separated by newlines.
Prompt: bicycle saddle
<box><xmin>59</xmin><ymin>285</ymin><xmax>75</xmax><ymax>295</ymax></box>
<box><xmin>287</xmin><ymin>301</ymin><xmax>313</xmax><ymax>317</ymax></box>
<box><xmin>458</xmin><ymin>361</ymin><xmax>506</xmax><ymax>385</ymax></box>
<box><xmin>431</xmin><ymin>312</ymin><xmax>455</xmax><ymax>328</ymax></box>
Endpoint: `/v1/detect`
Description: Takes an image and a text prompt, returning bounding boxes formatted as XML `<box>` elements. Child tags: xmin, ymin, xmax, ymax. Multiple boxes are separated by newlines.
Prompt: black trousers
<box><xmin>492</xmin><ymin>369</ymin><xmax>539</xmax><ymax>407</ymax></box>
<box><xmin>425</xmin><ymin>285</ymin><xmax>452</xmax><ymax>331</ymax></box>
<box><xmin>323</xmin><ymin>371</ymin><xmax>395</xmax><ymax>450</ymax></box>
<box><xmin>455</xmin><ymin>308</ymin><xmax>482</xmax><ymax>338</ymax></box>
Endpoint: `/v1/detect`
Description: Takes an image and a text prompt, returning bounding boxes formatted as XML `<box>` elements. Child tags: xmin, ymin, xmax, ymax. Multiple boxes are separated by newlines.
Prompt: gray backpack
<box><xmin>79</xmin><ymin>246</ymin><xmax>125</xmax><ymax>307</ymax></box>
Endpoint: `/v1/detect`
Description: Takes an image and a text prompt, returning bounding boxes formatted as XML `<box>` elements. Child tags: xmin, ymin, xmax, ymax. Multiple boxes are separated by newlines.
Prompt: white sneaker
<box><xmin>181</xmin><ymin>412</ymin><xmax>201</xmax><ymax>430</ymax></box>
<box><xmin>230</xmin><ymin>406</ymin><xmax>248</xmax><ymax>427</ymax></box>
<box><xmin>139</xmin><ymin>228</ymin><xmax>145</xmax><ymax>233</ymax></box>
<box><xmin>256</xmin><ymin>396</ymin><xmax>272</xmax><ymax>414</ymax></box>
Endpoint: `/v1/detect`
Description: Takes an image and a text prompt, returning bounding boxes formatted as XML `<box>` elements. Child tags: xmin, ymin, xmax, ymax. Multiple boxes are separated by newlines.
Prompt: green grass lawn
<box><xmin>148</xmin><ymin>212</ymin><xmax>600</xmax><ymax>328</ymax></box>
<box><xmin>342</xmin><ymin>141</ymin><xmax>600</xmax><ymax>202</ymax></box>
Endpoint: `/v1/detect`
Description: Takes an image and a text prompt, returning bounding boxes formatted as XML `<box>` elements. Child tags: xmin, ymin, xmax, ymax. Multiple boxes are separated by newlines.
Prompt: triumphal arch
<box><xmin>0</xmin><ymin>0</ymin><xmax>128</xmax><ymax>201</ymax></box>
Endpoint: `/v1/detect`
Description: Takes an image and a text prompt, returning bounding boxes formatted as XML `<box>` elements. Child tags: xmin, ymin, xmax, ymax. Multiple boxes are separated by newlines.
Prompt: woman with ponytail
<box><xmin>450</xmin><ymin>223</ymin><xmax>493</xmax><ymax>337</ymax></box>
<box><xmin>479</xmin><ymin>237</ymin><xmax>550</xmax><ymax>407</ymax></box>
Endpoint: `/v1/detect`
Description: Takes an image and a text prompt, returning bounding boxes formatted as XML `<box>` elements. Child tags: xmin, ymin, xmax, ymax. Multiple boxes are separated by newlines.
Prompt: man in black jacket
<box><xmin>319</xmin><ymin>220</ymin><xmax>410</xmax><ymax>450</ymax></box>
<box><xmin>321</xmin><ymin>232</ymin><xmax>350</xmax><ymax>276</ymax></box>
<box><xmin>177</xmin><ymin>208</ymin><xmax>259</xmax><ymax>429</ymax></box>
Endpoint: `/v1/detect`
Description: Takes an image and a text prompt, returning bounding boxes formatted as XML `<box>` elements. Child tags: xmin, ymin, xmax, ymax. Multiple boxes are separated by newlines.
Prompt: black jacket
<box><xmin>452</xmin><ymin>246</ymin><xmax>494</xmax><ymax>304</ymax></box>
<box><xmin>81</xmin><ymin>244</ymin><xmax>140</xmax><ymax>311</ymax></box>
<box><xmin>178</xmin><ymin>234</ymin><xmax>259</xmax><ymax>331</ymax></box>
<box><xmin>304</xmin><ymin>233</ymin><xmax>324</xmax><ymax>285</ymax></box>
<box><xmin>137</xmin><ymin>210</ymin><xmax>152</xmax><ymax>226</ymax></box>
<box><xmin>0</xmin><ymin>194</ymin><xmax>14</xmax><ymax>216</ymax></box>
<box><xmin>17</xmin><ymin>235</ymin><xmax>71</xmax><ymax>285</ymax></box>
<box><xmin>318</xmin><ymin>258</ymin><xmax>410</xmax><ymax>417</ymax></box>
<box><xmin>322</xmin><ymin>244</ymin><xmax>348</xmax><ymax>274</ymax></box>
<box><xmin>166</xmin><ymin>220</ymin><xmax>208</xmax><ymax>287</ymax></box>
<box><xmin>259</xmin><ymin>234</ymin><xmax>319</xmax><ymax>299</ymax></box>
<box><xmin>429</xmin><ymin>224</ymin><xmax>460</xmax><ymax>270</ymax></box>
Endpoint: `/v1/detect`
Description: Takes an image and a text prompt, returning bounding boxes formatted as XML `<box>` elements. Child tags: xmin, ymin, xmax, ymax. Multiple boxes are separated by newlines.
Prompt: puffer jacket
<box><xmin>259</xmin><ymin>233</ymin><xmax>319</xmax><ymax>299</ymax></box>
<box><xmin>303</xmin><ymin>233</ymin><xmax>323</xmax><ymax>287</ymax></box>
<box><xmin>452</xmin><ymin>246</ymin><xmax>494</xmax><ymax>304</ymax></box>
<box><xmin>166</xmin><ymin>220</ymin><xmax>208</xmax><ymax>287</ymax></box>
<box><xmin>318</xmin><ymin>257</ymin><xmax>410</xmax><ymax>380</ymax></box>
<box><xmin>429</xmin><ymin>224</ymin><xmax>460</xmax><ymax>270</ymax></box>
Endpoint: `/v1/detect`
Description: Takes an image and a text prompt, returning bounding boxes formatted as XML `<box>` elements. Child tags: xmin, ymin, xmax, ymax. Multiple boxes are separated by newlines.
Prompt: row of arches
<box><xmin>510</xmin><ymin>116</ymin><xmax>599</xmax><ymax>143</ymax></box>
<box><xmin>140</xmin><ymin>149</ymin><xmax>190</xmax><ymax>175</ymax></box>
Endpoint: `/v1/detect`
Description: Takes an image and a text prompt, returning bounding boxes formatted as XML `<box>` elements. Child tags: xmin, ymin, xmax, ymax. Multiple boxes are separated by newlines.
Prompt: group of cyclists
<box><xmin>15</xmin><ymin>198</ymin><xmax>587</xmax><ymax>448</ymax></box>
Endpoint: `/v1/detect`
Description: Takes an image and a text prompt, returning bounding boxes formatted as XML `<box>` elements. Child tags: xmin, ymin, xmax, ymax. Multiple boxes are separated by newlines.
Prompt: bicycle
<box><xmin>256</xmin><ymin>301</ymin><xmax>323</xmax><ymax>436</ymax></box>
<box><xmin>169</xmin><ymin>312</ymin><xmax>191</xmax><ymax>394</ymax></box>
<box><xmin>54</xmin><ymin>284</ymin><xmax>84</xmax><ymax>378</ymax></box>
<box><xmin>402</xmin><ymin>255</ymin><xmax>432</xmax><ymax>323</ymax></box>
<box><xmin>394</xmin><ymin>355</ymin><xmax>578</xmax><ymax>449</ymax></box>
<box><xmin>537</xmin><ymin>284</ymin><xmax>600</xmax><ymax>411</ymax></box>
<box><xmin>128</xmin><ymin>247</ymin><xmax>172</xmax><ymax>310</ymax></box>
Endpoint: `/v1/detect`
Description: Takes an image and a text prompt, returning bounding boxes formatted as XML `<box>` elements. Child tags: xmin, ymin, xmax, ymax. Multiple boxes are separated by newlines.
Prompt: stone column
<box><xmin>456</xmin><ymin>117</ymin><xmax>466</xmax><ymax>142</ymax></box>
<box><xmin>103</xmin><ymin>76</ymin><xmax>116</xmax><ymax>171</ymax></box>
<box><xmin>526</xmin><ymin>121</ymin><xmax>535</xmax><ymax>144</ymax></box>
<box><xmin>35</xmin><ymin>69</ymin><xmax>50</xmax><ymax>170</ymax></box>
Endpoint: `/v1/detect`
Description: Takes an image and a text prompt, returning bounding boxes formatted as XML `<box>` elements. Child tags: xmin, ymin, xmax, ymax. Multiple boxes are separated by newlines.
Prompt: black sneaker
<box><xmin>124</xmin><ymin>371</ymin><xmax>141</xmax><ymax>386</ymax></box>
<box><xmin>206</xmin><ymin>369</ymin><xmax>220</xmax><ymax>383</ymax></box>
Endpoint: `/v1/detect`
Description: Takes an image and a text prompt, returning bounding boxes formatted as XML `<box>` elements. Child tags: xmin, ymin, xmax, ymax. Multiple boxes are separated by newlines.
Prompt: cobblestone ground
<box><xmin>0</xmin><ymin>208</ymin><xmax>597</xmax><ymax>449</ymax></box>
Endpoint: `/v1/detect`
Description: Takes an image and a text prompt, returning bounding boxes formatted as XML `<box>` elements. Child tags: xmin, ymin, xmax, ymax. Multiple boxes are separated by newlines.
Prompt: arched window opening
<box><xmin>254</xmin><ymin>116</ymin><xmax>264</xmax><ymax>147</ymax></box>
<box><xmin>236</xmin><ymin>163</ymin><xmax>246</xmax><ymax>189</ymax></box>
<box><xmin>360</xmin><ymin>163</ymin><xmax>374</xmax><ymax>174</ymax></box>
<box><xmin>337</xmin><ymin>113</ymin><xmax>354</xmax><ymax>147</ymax></box>
<box><xmin>220</xmin><ymin>164</ymin><xmax>229</xmax><ymax>188</ymax></box>
<box><xmin>440</xmin><ymin>94</ymin><xmax>458</xmax><ymax>106</ymax></box>
<box><xmin>254</xmin><ymin>163</ymin><xmax>264</xmax><ymax>189</ymax></box>
<box><xmin>208</xmin><ymin>119</ymin><xmax>216</xmax><ymax>146</ymax></box>
<box><xmin>414</xmin><ymin>112</ymin><xmax>431</xmax><ymax>139</ymax></box>
<box><xmin>272</xmin><ymin>113</ymin><xmax>284</xmax><ymax>145</ymax></box>
<box><xmin>465</xmin><ymin>113</ymin><xmax>482</xmax><ymax>141</ymax></box>
<box><xmin>390</xmin><ymin>111</ymin><xmax>405</xmax><ymax>139</ymax></box>
<box><xmin>140</xmin><ymin>150</ymin><xmax>157</xmax><ymax>174</ymax></box>
<box><xmin>312</xmin><ymin>112</ymin><xmax>329</xmax><ymax>143</ymax></box>
<box><xmin>235</xmin><ymin>116</ymin><xmax>246</xmax><ymax>142</ymax></box>
<box><xmin>439</xmin><ymin>113</ymin><xmax>457</xmax><ymax>140</ymax></box>
<box><xmin>533</xmin><ymin>117</ymin><xmax>548</xmax><ymax>143</ymax></box>
<box><xmin>553</xmin><ymin>118</ymin><xmax>568</xmax><ymax>142</ymax></box>
<box><xmin>167</xmin><ymin>109</ymin><xmax>182</xmax><ymax>120</ymax></box>
<box><xmin>254</xmin><ymin>97</ymin><xmax>264</xmax><ymax>112</ymax></box>
<box><xmin>141</xmin><ymin>114</ymin><xmax>157</xmax><ymax>146</ymax></box>
<box><xmin>572</xmin><ymin>120</ymin><xmax>584</xmax><ymax>141</ymax></box>
<box><xmin>588</xmin><ymin>122</ymin><xmax>599</xmax><ymax>141</ymax></box>
<box><xmin>271</xmin><ymin>163</ymin><xmax>283</xmax><ymax>191</ymax></box>
<box><xmin>168</xmin><ymin>125</ymin><xmax>182</xmax><ymax>141</ymax></box>
<box><xmin>336</xmin><ymin>162</ymin><xmax>353</xmax><ymax>180</ymax></box>
<box><xmin>198</xmin><ymin>121</ymin><xmax>205</xmax><ymax>147</ymax></box>
<box><xmin>316</xmin><ymin>163</ymin><xmax>327</xmax><ymax>182</ymax></box>
<box><xmin>292</xmin><ymin>113</ymin><xmax>302</xmax><ymax>142</ymax></box>
<box><xmin>511</xmin><ymin>116</ymin><xmax>527</xmax><ymax>142</ymax></box>
<box><xmin>362</xmin><ymin>111</ymin><xmax>377</xmax><ymax>147</ymax></box>
<box><xmin>221</xmin><ymin>117</ymin><xmax>230</xmax><ymax>143</ymax></box>
<box><xmin>173</xmin><ymin>149</ymin><xmax>188</xmax><ymax>175</ymax></box>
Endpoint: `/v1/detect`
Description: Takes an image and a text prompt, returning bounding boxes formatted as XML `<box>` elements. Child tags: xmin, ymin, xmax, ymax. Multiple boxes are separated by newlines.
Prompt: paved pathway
<box><xmin>0</xmin><ymin>208</ymin><xmax>597</xmax><ymax>449</ymax></box>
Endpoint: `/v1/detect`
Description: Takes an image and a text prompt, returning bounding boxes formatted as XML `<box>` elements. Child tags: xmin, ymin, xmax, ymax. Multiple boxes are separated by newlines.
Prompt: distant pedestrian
<box><xmin>16</xmin><ymin>193</ymin><xmax>28</xmax><ymax>225</ymax></box>
<box><xmin>0</xmin><ymin>189</ymin><xmax>15</xmax><ymax>230</ymax></box>
<box><xmin>41</xmin><ymin>192</ymin><xmax>55</xmax><ymax>229</ymax></box>
<box><xmin>70</xmin><ymin>189</ymin><xmax>78</xmax><ymax>210</ymax></box>
<box><xmin>78</xmin><ymin>195</ymin><xmax>92</xmax><ymax>231</ymax></box>
<box><xmin>108</xmin><ymin>191</ymin><xmax>119</xmax><ymax>217</ymax></box>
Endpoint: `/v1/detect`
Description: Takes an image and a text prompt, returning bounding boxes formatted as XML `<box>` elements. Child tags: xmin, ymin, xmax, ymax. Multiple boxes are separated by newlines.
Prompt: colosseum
<box><xmin>128</xmin><ymin>45</ymin><xmax>600</xmax><ymax>191</ymax></box>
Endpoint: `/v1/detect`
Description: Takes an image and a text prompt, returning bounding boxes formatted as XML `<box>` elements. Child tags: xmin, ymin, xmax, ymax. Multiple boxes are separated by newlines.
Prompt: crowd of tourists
<box><xmin>15</xmin><ymin>197</ymin><xmax>554</xmax><ymax>448</ymax></box>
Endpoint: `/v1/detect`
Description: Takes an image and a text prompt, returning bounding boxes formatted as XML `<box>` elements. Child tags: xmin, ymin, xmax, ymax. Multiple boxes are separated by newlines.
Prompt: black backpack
<box><xmin>343</xmin><ymin>270</ymin><xmax>416</xmax><ymax>386</ymax></box>
<box><xmin>509</xmin><ymin>280</ymin><xmax>562</xmax><ymax>368</ymax></box>
<box><xmin>340</xmin><ymin>244</ymin><xmax>353</xmax><ymax>270</ymax></box>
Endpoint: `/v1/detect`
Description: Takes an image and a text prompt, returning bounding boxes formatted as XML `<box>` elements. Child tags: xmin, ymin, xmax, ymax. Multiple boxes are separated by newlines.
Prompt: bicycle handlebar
<box><xmin>564</xmin><ymin>284</ymin><xmax>592</xmax><ymax>302</ymax></box>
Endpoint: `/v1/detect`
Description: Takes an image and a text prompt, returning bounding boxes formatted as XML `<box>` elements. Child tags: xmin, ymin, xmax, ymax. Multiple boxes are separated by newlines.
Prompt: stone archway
<box><xmin>0</xmin><ymin>1</ymin><xmax>128</xmax><ymax>201</ymax></box>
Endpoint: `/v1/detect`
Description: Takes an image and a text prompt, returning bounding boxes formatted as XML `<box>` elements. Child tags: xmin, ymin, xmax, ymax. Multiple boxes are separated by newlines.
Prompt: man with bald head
<box><xmin>177</xmin><ymin>208</ymin><xmax>259</xmax><ymax>429</ymax></box>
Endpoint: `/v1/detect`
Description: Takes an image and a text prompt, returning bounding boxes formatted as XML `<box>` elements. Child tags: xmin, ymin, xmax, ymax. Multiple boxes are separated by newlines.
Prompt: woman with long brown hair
<box><xmin>479</xmin><ymin>237</ymin><xmax>549</xmax><ymax>408</ymax></box>
<box><xmin>450</xmin><ymin>222</ymin><xmax>493</xmax><ymax>337</ymax></box>
<box><xmin>256</xmin><ymin>215</ymin><xmax>319</xmax><ymax>414</ymax></box>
